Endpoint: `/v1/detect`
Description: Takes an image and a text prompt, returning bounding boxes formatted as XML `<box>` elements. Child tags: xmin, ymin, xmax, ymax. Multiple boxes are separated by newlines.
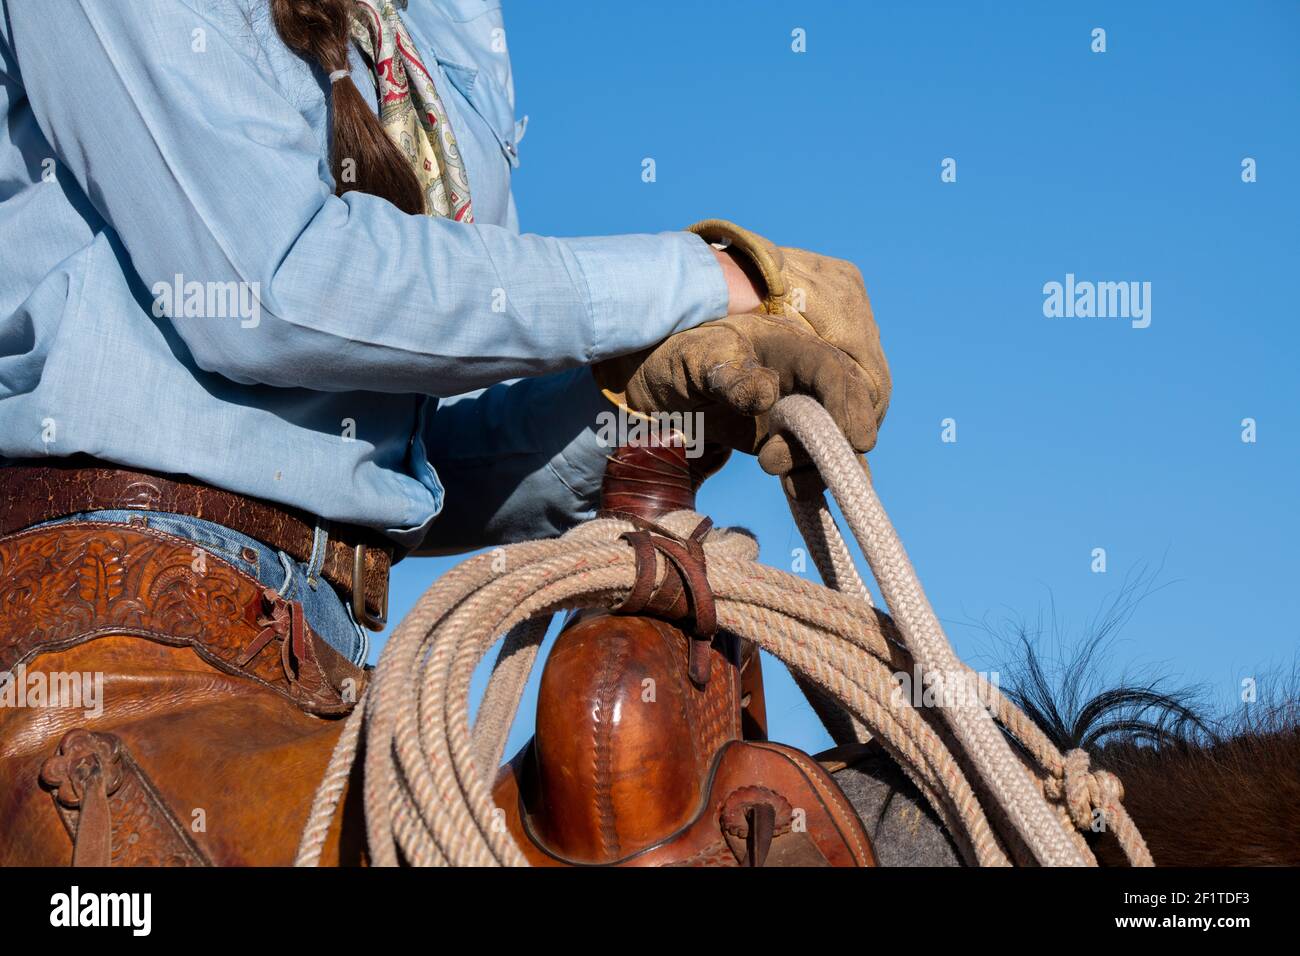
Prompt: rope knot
<box><xmin>1049</xmin><ymin>748</ymin><xmax>1124</xmax><ymax>831</ymax></box>
<box><xmin>237</xmin><ymin>588</ymin><xmax>307</xmax><ymax>679</ymax></box>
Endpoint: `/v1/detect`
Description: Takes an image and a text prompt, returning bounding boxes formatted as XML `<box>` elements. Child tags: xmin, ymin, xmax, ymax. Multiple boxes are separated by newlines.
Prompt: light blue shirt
<box><xmin>0</xmin><ymin>0</ymin><xmax>728</xmax><ymax>548</ymax></box>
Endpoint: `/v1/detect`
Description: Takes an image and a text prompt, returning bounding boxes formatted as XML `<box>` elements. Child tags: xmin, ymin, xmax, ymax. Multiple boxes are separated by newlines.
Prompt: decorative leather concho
<box><xmin>41</xmin><ymin>729</ymin><xmax>210</xmax><ymax>867</ymax></box>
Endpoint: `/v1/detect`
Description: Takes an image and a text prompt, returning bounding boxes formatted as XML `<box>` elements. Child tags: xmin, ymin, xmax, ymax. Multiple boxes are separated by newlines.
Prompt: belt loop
<box><xmin>307</xmin><ymin>520</ymin><xmax>330</xmax><ymax>585</ymax></box>
<box><xmin>275</xmin><ymin>552</ymin><xmax>295</xmax><ymax>597</ymax></box>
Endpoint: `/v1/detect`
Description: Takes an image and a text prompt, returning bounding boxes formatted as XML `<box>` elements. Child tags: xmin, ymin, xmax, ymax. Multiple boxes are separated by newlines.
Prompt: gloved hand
<box><xmin>593</xmin><ymin>219</ymin><xmax>890</xmax><ymax>476</ymax></box>
<box><xmin>687</xmin><ymin>219</ymin><xmax>891</xmax><ymax>473</ymax></box>
<box><xmin>594</xmin><ymin>312</ymin><xmax>876</xmax><ymax>473</ymax></box>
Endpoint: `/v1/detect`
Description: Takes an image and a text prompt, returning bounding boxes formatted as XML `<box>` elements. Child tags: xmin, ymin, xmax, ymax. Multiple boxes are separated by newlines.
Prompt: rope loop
<box><xmin>294</xmin><ymin>395</ymin><xmax>1152</xmax><ymax>868</ymax></box>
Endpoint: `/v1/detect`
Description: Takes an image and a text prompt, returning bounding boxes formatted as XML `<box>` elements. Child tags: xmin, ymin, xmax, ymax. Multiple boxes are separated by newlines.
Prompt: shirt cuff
<box><xmin>565</xmin><ymin>229</ymin><xmax>729</xmax><ymax>363</ymax></box>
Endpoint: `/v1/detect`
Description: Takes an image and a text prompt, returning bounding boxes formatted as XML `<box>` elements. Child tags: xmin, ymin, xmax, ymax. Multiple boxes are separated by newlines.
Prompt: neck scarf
<box><xmin>348</xmin><ymin>0</ymin><xmax>474</xmax><ymax>222</ymax></box>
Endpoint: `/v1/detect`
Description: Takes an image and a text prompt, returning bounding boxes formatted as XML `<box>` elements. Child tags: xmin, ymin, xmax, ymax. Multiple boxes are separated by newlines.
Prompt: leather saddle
<box><xmin>491</xmin><ymin>443</ymin><xmax>876</xmax><ymax>867</ymax></box>
<box><xmin>493</xmin><ymin>612</ymin><xmax>875</xmax><ymax>866</ymax></box>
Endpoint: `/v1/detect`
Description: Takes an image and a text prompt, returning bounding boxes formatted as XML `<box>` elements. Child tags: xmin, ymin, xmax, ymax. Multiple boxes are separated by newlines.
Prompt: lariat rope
<box><xmin>295</xmin><ymin>395</ymin><xmax>1152</xmax><ymax>867</ymax></box>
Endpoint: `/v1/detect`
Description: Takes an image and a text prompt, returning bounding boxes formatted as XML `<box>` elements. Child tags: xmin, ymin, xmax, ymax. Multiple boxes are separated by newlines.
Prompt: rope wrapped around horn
<box><xmin>294</xmin><ymin>396</ymin><xmax>1152</xmax><ymax>868</ymax></box>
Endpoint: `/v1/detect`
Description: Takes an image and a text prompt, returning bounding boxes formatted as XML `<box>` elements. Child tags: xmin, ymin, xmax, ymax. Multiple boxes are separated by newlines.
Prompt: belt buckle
<box><xmin>352</xmin><ymin>543</ymin><xmax>388</xmax><ymax>631</ymax></box>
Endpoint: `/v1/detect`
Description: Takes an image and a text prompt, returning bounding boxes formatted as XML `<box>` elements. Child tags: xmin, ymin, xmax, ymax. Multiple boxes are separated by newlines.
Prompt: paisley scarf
<box><xmin>347</xmin><ymin>0</ymin><xmax>474</xmax><ymax>221</ymax></box>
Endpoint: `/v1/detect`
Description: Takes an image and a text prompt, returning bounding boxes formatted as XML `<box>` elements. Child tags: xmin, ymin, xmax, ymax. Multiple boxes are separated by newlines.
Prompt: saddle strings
<box><xmin>294</xmin><ymin>396</ymin><xmax>1153</xmax><ymax>868</ymax></box>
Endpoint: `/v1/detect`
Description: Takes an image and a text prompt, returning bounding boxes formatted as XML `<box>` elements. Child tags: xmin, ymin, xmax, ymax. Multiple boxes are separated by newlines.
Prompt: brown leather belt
<box><xmin>0</xmin><ymin>459</ymin><xmax>392</xmax><ymax>630</ymax></box>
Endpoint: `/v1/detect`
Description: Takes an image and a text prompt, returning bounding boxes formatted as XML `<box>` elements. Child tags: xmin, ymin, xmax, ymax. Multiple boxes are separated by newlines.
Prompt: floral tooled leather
<box><xmin>0</xmin><ymin>522</ymin><xmax>362</xmax><ymax>715</ymax></box>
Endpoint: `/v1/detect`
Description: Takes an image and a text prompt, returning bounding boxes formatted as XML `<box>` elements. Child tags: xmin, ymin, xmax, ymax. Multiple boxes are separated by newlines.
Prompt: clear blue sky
<box><xmin>374</xmin><ymin>0</ymin><xmax>1300</xmax><ymax>757</ymax></box>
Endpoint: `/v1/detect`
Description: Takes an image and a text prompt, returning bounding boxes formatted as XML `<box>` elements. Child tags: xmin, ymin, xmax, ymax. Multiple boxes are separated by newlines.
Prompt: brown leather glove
<box><xmin>690</xmin><ymin>219</ymin><xmax>891</xmax><ymax>473</ymax></box>
<box><xmin>594</xmin><ymin>219</ymin><xmax>890</xmax><ymax>476</ymax></box>
<box><xmin>594</xmin><ymin>313</ymin><xmax>876</xmax><ymax>470</ymax></box>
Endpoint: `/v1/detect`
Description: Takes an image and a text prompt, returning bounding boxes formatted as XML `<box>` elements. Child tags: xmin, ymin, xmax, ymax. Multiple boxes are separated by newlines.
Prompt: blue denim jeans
<box><xmin>36</xmin><ymin>509</ymin><xmax>369</xmax><ymax>665</ymax></box>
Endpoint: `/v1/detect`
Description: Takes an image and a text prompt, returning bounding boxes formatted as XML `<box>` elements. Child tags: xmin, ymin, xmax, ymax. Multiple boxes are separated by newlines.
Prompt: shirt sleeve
<box><xmin>5</xmin><ymin>0</ymin><xmax>728</xmax><ymax>395</ymax></box>
<box><xmin>417</xmin><ymin>368</ymin><xmax>612</xmax><ymax>552</ymax></box>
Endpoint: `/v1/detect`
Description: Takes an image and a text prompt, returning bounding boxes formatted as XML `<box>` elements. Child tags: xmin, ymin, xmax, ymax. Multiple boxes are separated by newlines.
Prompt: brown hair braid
<box><xmin>270</xmin><ymin>0</ymin><xmax>426</xmax><ymax>215</ymax></box>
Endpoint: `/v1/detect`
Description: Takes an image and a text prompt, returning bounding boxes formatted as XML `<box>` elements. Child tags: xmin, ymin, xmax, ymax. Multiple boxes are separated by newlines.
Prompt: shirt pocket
<box><xmin>435</xmin><ymin>55</ymin><xmax>522</xmax><ymax>169</ymax></box>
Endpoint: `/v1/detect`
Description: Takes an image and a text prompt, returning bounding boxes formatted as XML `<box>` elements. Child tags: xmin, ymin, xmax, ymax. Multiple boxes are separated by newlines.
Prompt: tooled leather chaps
<box><xmin>0</xmin><ymin>516</ymin><xmax>367</xmax><ymax>866</ymax></box>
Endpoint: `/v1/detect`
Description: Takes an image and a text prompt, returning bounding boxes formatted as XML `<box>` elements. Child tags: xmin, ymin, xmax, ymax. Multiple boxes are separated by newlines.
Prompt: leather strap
<box><xmin>612</xmin><ymin>516</ymin><xmax>718</xmax><ymax>686</ymax></box>
<box><xmin>0</xmin><ymin>459</ymin><xmax>391</xmax><ymax>627</ymax></box>
<box><xmin>40</xmin><ymin>729</ymin><xmax>211</xmax><ymax>867</ymax></box>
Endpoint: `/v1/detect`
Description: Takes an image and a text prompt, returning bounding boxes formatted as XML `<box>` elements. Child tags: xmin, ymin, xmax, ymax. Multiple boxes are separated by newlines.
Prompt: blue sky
<box><xmin>374</xmin><ymin>0</ymin><xmax>1300</xmax><ymax>756</ymax></box>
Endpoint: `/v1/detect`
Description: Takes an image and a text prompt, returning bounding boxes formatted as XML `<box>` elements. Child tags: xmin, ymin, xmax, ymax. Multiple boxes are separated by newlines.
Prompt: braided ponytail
<box><xmin>271</xmin><ymin>0</ymin><xmax>426</xmax><ymax>214</ymax></box>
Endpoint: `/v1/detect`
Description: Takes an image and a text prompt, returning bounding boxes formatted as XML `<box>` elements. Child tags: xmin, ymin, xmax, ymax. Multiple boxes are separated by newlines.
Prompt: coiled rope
<box><xmin>295</xmin><ymin>395</ymin><xmax>1152</xmax><ymax>867</ymax></box>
